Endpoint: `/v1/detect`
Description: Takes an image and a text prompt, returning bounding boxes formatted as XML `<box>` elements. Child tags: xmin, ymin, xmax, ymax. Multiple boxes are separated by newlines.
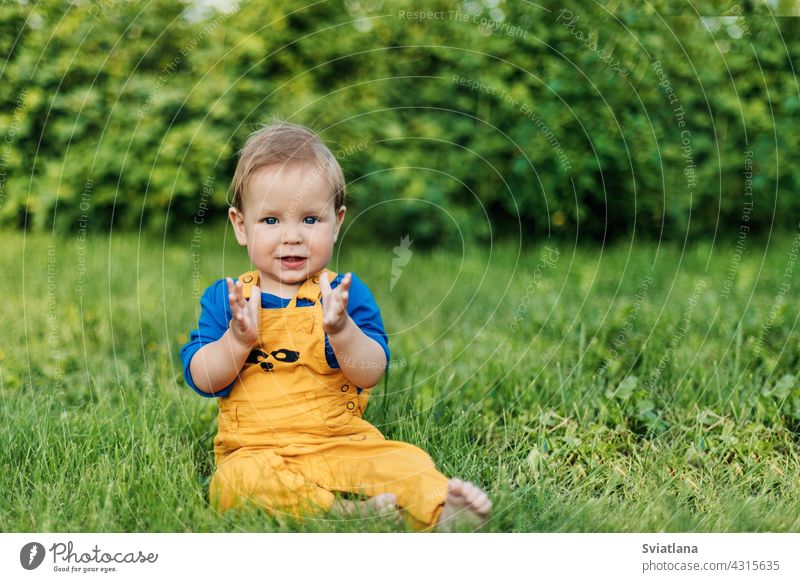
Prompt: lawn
<box><xmin>2</xmin><ymin>225</ymin><xmax>799</xmax><ymax>532</ymax></box>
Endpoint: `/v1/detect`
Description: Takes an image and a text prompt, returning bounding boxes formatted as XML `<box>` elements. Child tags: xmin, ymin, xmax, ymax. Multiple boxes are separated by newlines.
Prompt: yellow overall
<box><xmin>208</xmin><ymin>269</ymin><xmax>448</xmax><ymax>530</ymax></box>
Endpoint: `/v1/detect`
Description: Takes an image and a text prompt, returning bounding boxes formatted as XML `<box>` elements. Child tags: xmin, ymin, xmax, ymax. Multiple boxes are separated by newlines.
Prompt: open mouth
<box><xmin>279</xmin><ymin>256</ymin><xmax>307</xmax><ymax>269</ymax></box>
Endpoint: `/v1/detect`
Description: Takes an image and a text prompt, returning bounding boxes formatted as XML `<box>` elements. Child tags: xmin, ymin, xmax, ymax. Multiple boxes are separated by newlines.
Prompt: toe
<box><xmin>374</xmin><ymin>493</ymin><xmax>397</xmax><ymax>508</ymax></box>
<box><xmin>448</xmin><ymin>478</ymin><xmax>464</xmax><ymax>496</ymax></box>
<box><xmin>464</xmin><ymin>484</ymin><xmax>480</xmax><ymax>503</ymax></box>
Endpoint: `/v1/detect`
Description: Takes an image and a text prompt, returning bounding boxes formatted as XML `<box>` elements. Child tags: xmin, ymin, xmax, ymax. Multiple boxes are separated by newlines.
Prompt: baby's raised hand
<box><xmin>226</xmin><ymin>277</ymin><xmax>260</xmax><ymax>348</ymax></box>
<box><xmin>319</xmin><ymin>271</ymin><xmax>351</xmax><ymax>335</ymax></box>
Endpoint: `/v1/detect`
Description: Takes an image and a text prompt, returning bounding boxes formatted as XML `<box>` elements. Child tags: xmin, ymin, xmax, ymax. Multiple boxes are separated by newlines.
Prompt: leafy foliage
<box><xmin>1</xmin><ymin>0</ymin><xmax>799</xmax><ymax>245</ymax></box>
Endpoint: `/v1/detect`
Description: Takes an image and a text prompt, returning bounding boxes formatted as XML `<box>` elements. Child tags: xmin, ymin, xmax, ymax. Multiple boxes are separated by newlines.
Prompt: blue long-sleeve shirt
<box><xmin>180</xmin><ymin>273</ymin><xmax>389</xmax><ymax>398</ymax></box>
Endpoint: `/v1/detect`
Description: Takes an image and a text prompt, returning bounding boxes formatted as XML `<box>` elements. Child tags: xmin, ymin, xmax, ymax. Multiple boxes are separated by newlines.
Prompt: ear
<box><xmin>333</xmin><ymin>206</ymin><xmax>346</xmax><ymax>243</ymax></box>
<box><xmin>228</xmin><ymin>207</ymin><xmax>248</xmax><ymax>246</ymax></box>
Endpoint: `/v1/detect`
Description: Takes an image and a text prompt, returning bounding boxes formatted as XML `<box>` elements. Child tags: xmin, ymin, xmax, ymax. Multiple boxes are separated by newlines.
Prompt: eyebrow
<box><xmin>255</xmin><ymin>206</ymin><xmax>328</xmax><ymax>219</ymax></box>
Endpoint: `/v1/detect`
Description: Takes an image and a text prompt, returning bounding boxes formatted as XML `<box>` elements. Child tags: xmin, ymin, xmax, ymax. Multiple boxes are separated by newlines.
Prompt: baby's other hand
<box><xmin>227</xmin><ymin>277</ymin><xmax>260</xmax><ymax>349</ymax></box>
<box><xmin>320</xmin><ymin>271</ymin><xmax>351</xmax><ymax>336</ymax></box>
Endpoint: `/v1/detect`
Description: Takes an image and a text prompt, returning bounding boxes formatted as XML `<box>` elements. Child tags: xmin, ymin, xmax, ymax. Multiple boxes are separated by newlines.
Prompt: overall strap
<box><xmin>236</xmin><ymin>269</ymin><xmax>338</xmax><ymax>306</ymax></box>
<box><xmin>287</xmin><ymin>269</ymin><xmax>338</xmax><ymax>308</ymax></box>
<box><xmin>238</xmin><ymin>271</ymin><xmax>260</xmax><ymax>300</ymax></box>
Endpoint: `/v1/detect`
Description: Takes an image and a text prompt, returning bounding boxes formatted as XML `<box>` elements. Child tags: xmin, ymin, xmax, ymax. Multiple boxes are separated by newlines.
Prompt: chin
<box><xmin>278</xmin><ymin>272</ymin><xmax>309</xmax><ymax>283</ymax></box>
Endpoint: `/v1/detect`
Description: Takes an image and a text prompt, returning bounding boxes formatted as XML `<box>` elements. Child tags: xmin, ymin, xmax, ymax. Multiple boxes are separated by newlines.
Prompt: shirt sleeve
<box><xmin>179</xmin><ymin>278</ymin><xmax>235</xmax><ymax>398</ymax></box>
<box><xmin>324</xmin><ymin>273</ymin><xmax>390</xmax><ymax>367</ymax></box>
<box><xmin>180</xmin><ymin>273</ymin><xmax>390</xmax><ymax>395</ymax></box>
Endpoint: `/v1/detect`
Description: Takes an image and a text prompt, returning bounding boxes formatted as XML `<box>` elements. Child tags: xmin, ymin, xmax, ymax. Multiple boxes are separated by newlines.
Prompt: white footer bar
<box><xmin>2</xmin><ymin>533</ymin><xmax>797</xmax><ymax>581</ymax></box>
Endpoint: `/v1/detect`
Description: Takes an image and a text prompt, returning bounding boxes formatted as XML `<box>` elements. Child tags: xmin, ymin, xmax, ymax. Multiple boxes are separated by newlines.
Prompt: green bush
<box><xmin>1</xmin><ymin>0</ymin><xmax>799</xmax><ymax>246</ymax></box>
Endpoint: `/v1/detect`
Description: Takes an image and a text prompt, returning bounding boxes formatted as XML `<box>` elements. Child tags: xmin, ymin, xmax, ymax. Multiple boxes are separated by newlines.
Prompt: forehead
<box><xmin>244</xmin><ymin>161</ymin><xmax>334</xmax><ymax>211</ymax></box>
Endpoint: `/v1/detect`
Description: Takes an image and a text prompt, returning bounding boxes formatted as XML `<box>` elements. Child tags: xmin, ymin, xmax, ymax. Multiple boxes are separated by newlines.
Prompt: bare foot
<box><xmin>437</xmin><ymin>478</ymin><xmax>492</xmax><ymax>532</ymax></box>
<box><xmin>329</xmin><ymin>493</ymin><xmax>398</xmax><ymax>519</ymax></box>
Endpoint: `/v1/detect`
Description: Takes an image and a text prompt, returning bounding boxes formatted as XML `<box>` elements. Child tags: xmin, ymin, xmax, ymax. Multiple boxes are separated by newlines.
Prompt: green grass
<box><xmin>2</xmin><ymin>224</ymin><xmax>799</xmax><ymax>532</ymax></box>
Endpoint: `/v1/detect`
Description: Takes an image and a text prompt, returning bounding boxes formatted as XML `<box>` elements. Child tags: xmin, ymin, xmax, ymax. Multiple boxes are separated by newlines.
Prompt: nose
<box><xmin>281</xmin><ymin>223</ymin><xmax>303</xmax><ymax>244</ymax></box>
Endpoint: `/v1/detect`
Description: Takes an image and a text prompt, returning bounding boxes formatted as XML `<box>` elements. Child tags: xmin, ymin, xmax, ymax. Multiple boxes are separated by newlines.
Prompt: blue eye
<box><xmin>303</xmin><ymin>216</ymin><xmax>319</xmax><ymax>225</ymax></box>
<box><xmin>263</xmin><ymin>217</ymin><xmax>278</xmax><ymax>225</ymax></box>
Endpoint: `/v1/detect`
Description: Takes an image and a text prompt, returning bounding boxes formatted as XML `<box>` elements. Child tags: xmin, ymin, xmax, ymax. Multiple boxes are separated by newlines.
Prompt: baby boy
<box><xmin>180</xmin><ymin>122</ymin><xmax>491</xmax><ymax>531</ymax></box>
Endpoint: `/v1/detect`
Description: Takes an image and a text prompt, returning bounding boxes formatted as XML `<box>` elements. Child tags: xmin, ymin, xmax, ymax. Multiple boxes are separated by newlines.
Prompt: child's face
<box><xmin>229</xmin><ymin>161</ymin><xmax>345</xmax><ymax>297</ymax></box>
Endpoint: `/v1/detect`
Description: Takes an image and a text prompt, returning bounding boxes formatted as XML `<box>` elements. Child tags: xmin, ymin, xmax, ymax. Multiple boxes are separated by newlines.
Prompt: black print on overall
<box><xmin>246</xmin><ymin>348</ymin><xmax>301</xmax><ymax>372</ymax></box>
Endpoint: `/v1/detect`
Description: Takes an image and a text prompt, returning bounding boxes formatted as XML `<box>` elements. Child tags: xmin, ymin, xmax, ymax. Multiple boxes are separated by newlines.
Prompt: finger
<box><xmin>319</xmin><ymin>271</ymin><xmax>331</xmax><ymax>296</ymax></box>
<box><xmin>230</xmin><ymin>280</ymin><xmax>239</xmax><ymax>303</ymax></box>
<box><xmin>322</xmin><ymin>297</ymin><xmax>334</xmax><ymax>322</ymax></box>
<box><xmin>230</xmin><ymin>301</ymin><xmax>243</xmax><ymax>324</ymax></box>
<box><xmin>249</xmin><ymin>285</ymin><xmax>261</xmax><ymax>317</ymax></box>
<box><xmin>327</xmin><ymin>289</ymin><xmax>346</xmax><ymax>316</ymax></box>
<box><xmin>235</xmin><ymin>280</ymin><xmax>246</xmax><ymax>308</ymax></box>
<box><xmin>227</xmin><ymin>278</ymin><xmax>240</xmax><ymax>321</ymax></box>
<box><xmin>329</xmin><ymin>290</ymin><xmax>343</xmax><ymax>311</ymax></box>
<box><xmin>231</xmin><ymin>294</ymin><xmax>244</xmax><ymax>323</ymax></box>
<box><xmin>340</xmin><ymin>272</ymin><xmax>352</xmax><ymax>292</ymax></box>
<box><xmin>324</xmin><ymin>295</ymin><xmax>340</xmax><ymax>323</ymax></box>
<box><xmin>229</xmin><ymin>298</ymin><xmax>243</xmax><ymax>324</ymax></box>
<box><xmin>250</xmin><ymin>284</ymin><xmax>261</xmax><ymax>305</ymax></box>
<box><xmin>242</xmin><ymin>293</ymin><xmax>257</xmax><ymax>333</ymax></box>
<box><xmin>227</xmin><ymin>280</ymin><xmax>240</xmax><ymax>316</ymax></box>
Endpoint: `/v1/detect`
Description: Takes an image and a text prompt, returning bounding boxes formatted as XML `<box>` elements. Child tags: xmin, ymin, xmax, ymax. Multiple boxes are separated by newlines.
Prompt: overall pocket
<box><xmin>213</xmin><ymin>407</ymin><xmax>240</xmax><ymax>456</ymax></box>
<box><xmin>306</xmin><ymin>384</ymin><xmax>358</xmax><ymax>431</ymax></box>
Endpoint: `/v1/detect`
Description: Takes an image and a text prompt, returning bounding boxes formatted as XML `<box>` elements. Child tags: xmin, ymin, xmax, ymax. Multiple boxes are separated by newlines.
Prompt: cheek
<box><xmin>250</xmin><ymin>229</ymin><xmax>275</xmax><ymax>247</ymax></box>
<box><xmin>309</xmin><ymin>228</ymin><xmax>335</xmax><ymax>249</ymax></box>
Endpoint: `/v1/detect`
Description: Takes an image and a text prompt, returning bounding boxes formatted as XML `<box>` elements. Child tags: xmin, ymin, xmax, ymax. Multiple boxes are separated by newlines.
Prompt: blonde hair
<box><xmin>230</xmin><ymin>121</ymin><xmax>345</xmax><ymax>212</ymax></box>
